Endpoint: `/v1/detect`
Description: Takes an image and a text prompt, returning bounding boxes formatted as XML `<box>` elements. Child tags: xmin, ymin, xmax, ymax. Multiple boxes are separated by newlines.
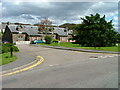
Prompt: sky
<box><xmin>1</xmin><ymin>0</ymin><xmax>119</xmax><ymax>31</ymax></box>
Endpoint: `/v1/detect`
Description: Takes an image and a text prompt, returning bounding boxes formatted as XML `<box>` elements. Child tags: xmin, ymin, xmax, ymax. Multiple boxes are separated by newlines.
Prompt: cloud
<box><xmin>114</xmin><ymin>16</ymin><xmax>118</xmax><ymax>21</ymax></box>
<box><xmin>2</xmin><ymin>1</ymin><xmax>118</xmax><ymax>29</ymax></box>
<box><xmin>20</xmin><ymin>14</ymin><xmax>34</xmax><ymax>19</ymax></box>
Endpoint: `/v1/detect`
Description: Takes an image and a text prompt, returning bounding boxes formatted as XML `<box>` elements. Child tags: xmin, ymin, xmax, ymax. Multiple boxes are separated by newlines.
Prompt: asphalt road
<box><xmin>2</xmin><ymin>44</ymin><xmax>118</xmax><ymax>88</ymax></box>
<box><xmin>2</xmin><ymin>52</ymin><xmax>36</xmax><ymax>71</ymax></box>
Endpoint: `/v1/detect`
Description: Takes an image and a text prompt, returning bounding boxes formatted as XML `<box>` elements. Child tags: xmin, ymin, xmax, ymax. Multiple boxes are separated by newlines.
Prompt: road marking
<box><xmin>98</xmin><ymin>56</ymin><xmax>108</xmax><ymax>58</ymax></box>
<box><xmin>107</xmin><ymin>55</ymin><xmax>114</xmax><ymax>58</ymax></box>
<box><xmin>89</xmin><ymin>54</ymin><xmax>118</xmax><ymax>60</ymax></box>
<box><xmin>49</xmin><ymin>64</ymin><xmax>59</xmax><ymax>67</ymax></box>
<box><xmin>75</xmin><ymin>51</ymin><xmax>100</xmax><ymax>55</ymax></box>
<box><xmin>89</xmin><ymin>58</ymin><xmax>98</xmax><ymax>59</ymax></box>
<box><xmin>0</xmin><ymin>59</ymin><xmax>38</xmax><ymax>74</ymax></box>
<box><xmin>0</xmin><ymin>56</ymin><xmax>44</xmax><ymax>77</ymax></box>
<box><xmin>75</xmin><ymin>51</ymin><xmax>118</xmax><ymax>55</ymax></box>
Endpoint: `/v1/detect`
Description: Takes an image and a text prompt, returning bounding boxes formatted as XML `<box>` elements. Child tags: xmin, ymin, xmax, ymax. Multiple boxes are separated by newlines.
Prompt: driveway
<box><xmin>2</xmin><ymin>44</ymin><xmax>118</xmax><ymax>88</ymax></box>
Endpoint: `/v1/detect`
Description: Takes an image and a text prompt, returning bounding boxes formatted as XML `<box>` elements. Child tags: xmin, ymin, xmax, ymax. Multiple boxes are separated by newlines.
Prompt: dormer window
<box><xmin>64</xmin><ymin>30</ymin><xmax>66</xmax><ymax>32</ymax></box>
<box><xmin>16</xmin><ymin>27</ymin><xmax>18</xmax><ymax>31</ymax></box>
<box><xmin>18</xmin><ymin>36</ymin><xmax>22</xmax><ymax>39</ymax></box>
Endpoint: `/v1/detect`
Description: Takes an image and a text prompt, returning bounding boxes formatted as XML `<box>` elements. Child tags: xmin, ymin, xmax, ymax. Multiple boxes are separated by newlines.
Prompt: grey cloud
<box><xmin>36</xmin><ymin>16</ymin><xmax>41</xmax><ymax>19</ymax></box>
<box><xmin>2</xmin><ymin>2</ymin><xmax>94</xmax><ymax>18</ymax></box>
<box><xmin>20</xmin><ymin>14</ymin><xmax>34</xmax><ymax>19</ymax></box>
<box><xmin>2</xmin><ymin>2</ymin><xmax>118</xmax><ymax>25</ymax></box>
<box><xmin>90</xmin><ymin>2</ymin><xmax>118</xmax><ymax>14</ymax></box>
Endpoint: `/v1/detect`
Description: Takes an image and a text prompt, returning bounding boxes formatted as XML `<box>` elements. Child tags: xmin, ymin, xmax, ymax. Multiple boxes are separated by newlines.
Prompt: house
<box><xmin>53</xmin><ymin>27</ymin><xmax>72</xmax><ymax>42</ymax></box>
<box><xmin>39</xmin><ymin>27</ymin><xmax>73</xmax><ymax>42</ymax></box>
<box><xmin>3</xmin><ymin>24</ymin><xmax>73</xmax><ymax>44</ymax></box>
<box><xmin>0</xmin><ymin>23</ymin><xmax>9</xmax><ymax>33</ymax></box>
<box><xmin>3</xmin><ymin>25</ymin><xmax>41</xmax><ymax>43</ymax></box>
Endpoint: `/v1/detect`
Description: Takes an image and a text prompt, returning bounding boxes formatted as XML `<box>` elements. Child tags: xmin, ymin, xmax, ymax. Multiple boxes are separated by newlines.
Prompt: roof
<box><xmin>41</xmin><ymin>27</ymin><xmax>73</xmax><ymax>36</ymax></box>
<box><xmin>54</xmin><ymin>27</ymin><xmax>68</xmax><ymax>36</ymax></box>
<box><xmin>7</xmin><ymin>25</ymin><xmax>41</xmax><ymax>36</ymax></box>
<box><xmin>68</xmin><ymin>30</ymin><xmax>73</xmax><ymax>35</ymax></box>
<box><xmin>0</xmin><ymin>23</ymin><xmax>7</xmax><ymax>30</ymax></box>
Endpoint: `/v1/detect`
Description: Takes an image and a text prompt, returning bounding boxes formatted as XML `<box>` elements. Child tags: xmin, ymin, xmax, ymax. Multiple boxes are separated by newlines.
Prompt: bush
<box><xmin>68</xmin><ymin>38</ymin><xmax>73</xmax><ymax>41</ymax></box>
<box><xmin>53</xmin><ymin>39</ymin><xmax>59</xmax><ymax>43</ymax></box>
<box><xmin>12</xmin><ymin>46</ymin><xmax>19</xmax><ymax>52</ymax></box>
<box><xmin>45</xmin><ymin>36</ymin><xmax>52</xmax><ymax>44</ymax></box>
<box><xmin>30</xmin><ymin>41</ymin><xmax>35</xmax><ymax>44</ymax></box>
<box><xmin>2</xmin><ymin>43</ymin><xmax>19</xmax><ymax>53</ymax></box>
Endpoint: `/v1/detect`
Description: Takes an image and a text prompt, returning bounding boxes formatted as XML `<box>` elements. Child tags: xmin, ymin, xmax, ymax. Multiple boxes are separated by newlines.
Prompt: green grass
<box><xmin>0</xmin><ymin>53</ymin><xmax>17</xmax><ymax>65</ymax></box>
<box><xmin>39</xmin><ymin>42</ymin><xmax>119</xmax><ymax>52</ymax></box>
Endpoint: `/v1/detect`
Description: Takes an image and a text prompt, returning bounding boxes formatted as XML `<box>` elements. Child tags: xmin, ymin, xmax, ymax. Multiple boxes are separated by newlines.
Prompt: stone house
<box><xmin>39</xmin><ymin>27</ymin><xmax>73</xmax><ymax>42</ymax></box>
<box><xmin>53</xmin><ymin>27</ymin><xmax>73</xmax><ymax>42</ymax></box>
<box><xmin>3</xmin><ymin>25</ymin><xmax>41</xmax><ymax>43</ymax></box>
<box><xmin>3</xmin><ymin>25</ymin><xmax>73</xmax><ymax>43</ymax></box>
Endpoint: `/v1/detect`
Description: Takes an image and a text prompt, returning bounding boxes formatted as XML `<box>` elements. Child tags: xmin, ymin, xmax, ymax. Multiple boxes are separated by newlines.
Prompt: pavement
<box><xmin>2</xmin><ymin>44</ymin><xmax>119</xmax><ymax>88</ymax></box>
<box><xmin>30</xmin><ymin>44</ymin><xmax>120</xmax><ymax>54</ymax></box>
<box><xmin>1</xmin><ymin>51</ymin><xmax>36</xmax><ymax>71</ymax></box>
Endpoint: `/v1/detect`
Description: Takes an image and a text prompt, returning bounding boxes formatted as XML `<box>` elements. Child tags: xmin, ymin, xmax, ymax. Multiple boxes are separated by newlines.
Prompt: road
<box><xmin>2</xmin><ymin>45</ymin><xmax>118</xmax><ymax>88</ymax></box>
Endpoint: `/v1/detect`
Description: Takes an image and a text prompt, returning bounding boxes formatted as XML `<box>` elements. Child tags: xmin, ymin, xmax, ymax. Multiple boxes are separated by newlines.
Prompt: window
<box><xmin>18</xmin><ymin>36</ymin><xmax>22</xmax><ymax>39</ymax></box>
<box><xmin>62</xmin><ymin>37</ymin><xmax>66</xmax><ymax>40</ymax></box>
<box><xmin>64</xmin><ymin>30</ymin><xmax>66</xmax><ymax>32</ymax></box>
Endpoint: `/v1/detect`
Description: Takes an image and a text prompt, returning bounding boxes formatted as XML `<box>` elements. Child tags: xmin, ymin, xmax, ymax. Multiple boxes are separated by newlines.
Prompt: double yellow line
<box><xmin>0</xmin><ymin>56</ymin><xmax>44</xmax><ymax>77</ymax></box>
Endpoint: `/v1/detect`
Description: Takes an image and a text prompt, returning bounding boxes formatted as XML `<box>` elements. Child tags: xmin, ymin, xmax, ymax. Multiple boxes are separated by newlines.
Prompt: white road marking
<box><xmin>49</xmin><ymin>64</ymin><xmax>59</xmax><ymax>67</ymax></box>
<box><xmin>107</xmin><ymin>55</ymin><xmax>114</xmax><ymax>57</ymax></box>
<box><xmin>89</xmin><ymin>54</ymin><xmax>118</xmax><ymax>60</ymax></box>
<box><xmin>89</xmin><ymin>58</ymin><xmax>98</xmax><ymax>59</ymax></box>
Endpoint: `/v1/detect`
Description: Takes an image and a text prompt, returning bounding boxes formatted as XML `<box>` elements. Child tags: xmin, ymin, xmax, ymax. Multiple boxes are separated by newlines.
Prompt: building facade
<box><xmin>3</xmin><ymin>25</ymin><xmax>41</xmax><ymax>43</ymax></box>
<box><xmin>3</xmin><ymin>25</ymin><xmax>73</xmax><ymax>43</ymax></box>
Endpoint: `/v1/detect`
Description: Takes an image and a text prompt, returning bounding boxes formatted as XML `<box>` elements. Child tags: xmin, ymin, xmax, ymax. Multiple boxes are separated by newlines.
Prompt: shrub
<box><xmin>45</xmin><ymin>36</ymin><xmax>52</xmax><ymax>44</ymax></box>
<box><xmin>30</xmin><ymin>41</ymin><xmax>35</xmax><ymax>44</ymax></box>
<box><xmin>2</xmin><ymin>43</ymin><xmax>19</xmax><ymax>53</ymax></box>
<box><xmin>2</xmin><ymin>45</ymin><xmax>10</xmax><ymax>53</ymax></box>
<box><xmin>68</xmin><ymin>38</ymin><xmax>73</xmax><ymax>41</ymax></box>
<box><xmin>53</xmin><ymin>39</ymin><xmax>59</xmax><ymax>43</ymax></box>
<box><xmin>12</xmin><ymin>46</ymin><xmax>19</xmax><ymax>52</ymax></box>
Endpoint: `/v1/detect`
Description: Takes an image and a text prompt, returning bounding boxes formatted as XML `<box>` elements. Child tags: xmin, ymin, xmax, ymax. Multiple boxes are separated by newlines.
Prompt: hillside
<box><xmin>14</xmin><ymin>22</ymin><xmax>31</xmax><ymax>25</ymax></box>
<box><xmin>34</xmin><ymin>24</ymin><xmax>57</xmax><ymax>27</ymax></box>
<box><xmin>59</xmin><ymin>23</ymin><xmax>80</xmax><ymax>30</ymax></box>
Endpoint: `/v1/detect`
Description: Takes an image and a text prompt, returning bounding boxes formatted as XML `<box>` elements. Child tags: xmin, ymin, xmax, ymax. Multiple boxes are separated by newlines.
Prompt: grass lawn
<box><xmin>0</xmin><ymin>53</ymin><xmax>17</xmax><ymax>65</ymax></box>
<box><xmin>39</xmin><ymin>42</ymin><xmax>119</xmax><ymax>52</ymax></box>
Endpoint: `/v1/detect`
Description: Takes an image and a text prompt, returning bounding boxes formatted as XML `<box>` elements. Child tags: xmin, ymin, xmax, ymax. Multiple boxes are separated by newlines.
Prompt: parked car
<box><xmin>34</xmin><ymin>40</ymin><xmax>44</xmax><ymax>44</ymax></box>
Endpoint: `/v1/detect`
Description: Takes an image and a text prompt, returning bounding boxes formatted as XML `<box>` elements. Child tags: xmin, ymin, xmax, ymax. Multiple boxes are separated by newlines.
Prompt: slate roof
<box><xmin>68</xmin><ymin>30</ymin><xmax>73</xmax><ymax>35</ymax></box>
<box><xmin>6</xmin><ymin>25</ymin><xmax>72</xmax><ymax>36</ymax></box>
<box><xmin>0</xmin><ymin>23</ymin><xmax>7</xmax><ymax>30</ymax></box>
<box><xmin>54</xmin><ymin>27</ymin><xmax>68</xmax><ymax>36</ymax></box>
<box><xmin>7</xmin><ymin>25</ymin><xmax>41</xmax><ymax>36</ymax></box>
<box><xmin>2</xmin><ymin>23</ymin><xmax>7</xmax><ymax>29</ymax></box>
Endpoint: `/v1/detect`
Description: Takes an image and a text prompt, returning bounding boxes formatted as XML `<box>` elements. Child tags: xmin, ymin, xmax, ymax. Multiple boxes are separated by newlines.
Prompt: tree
<box><xmin>39</xmin><ymin>18</ymin><xmax>52</xmax><ymax>36</ymax></box>
<box><xmin>45</xmin><ymin>36</ymin><xmax>52</xmax><ymax>44</ymax></box>
<box><xmin>116</xmin><ymin>33</ymin><xmax>120</xmax><ymax>43</ymax></box>
<box><xmin>74</xmin><ymin>13</ymin><xmax>118</xmax><ymax>47</ymax></box>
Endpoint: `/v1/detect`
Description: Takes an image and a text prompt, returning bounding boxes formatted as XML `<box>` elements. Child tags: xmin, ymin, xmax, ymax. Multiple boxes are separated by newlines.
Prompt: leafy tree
<box><xmin>45</xmin><ymin>36</ymin><xmax>52</xmax><ymax>44</ymax></box>
<box><xmin>74</xmin><ymin>13</ymin><xmax>118</xmax><ymax>47</ymax></box>
<box><xmin>116</xmin><ymin>33</ymin><xmax>120</xmax><ymax>43</ymax></box>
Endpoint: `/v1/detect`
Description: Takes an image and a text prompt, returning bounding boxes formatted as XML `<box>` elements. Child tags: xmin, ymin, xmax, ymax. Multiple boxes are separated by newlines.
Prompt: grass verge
<box><xmin>0</xmin><ymin>53</ymin><xmax>17</xmax><ymax>65</ymax></box>
<box><xmin>39</xmin><ymin>42</ymin><xmax>119</xmax><ymax>52</ymax></box>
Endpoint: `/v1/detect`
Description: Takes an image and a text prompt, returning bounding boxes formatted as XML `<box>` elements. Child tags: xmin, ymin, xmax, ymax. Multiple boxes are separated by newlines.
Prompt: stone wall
<box><xmin>12</xmin><ymin>34</ymin><xmax>26</xmax><ymax>41</ymax></box>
